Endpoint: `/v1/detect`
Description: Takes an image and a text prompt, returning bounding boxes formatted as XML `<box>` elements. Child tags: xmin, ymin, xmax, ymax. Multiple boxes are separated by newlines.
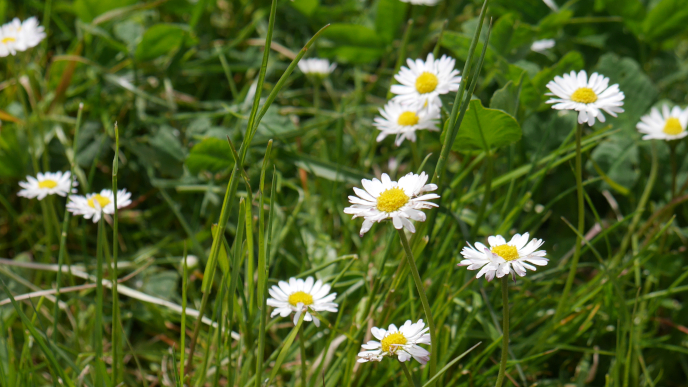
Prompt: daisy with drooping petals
<box><xmin>344</xmin><ymin>172</ymin><xmax>439</xmax><ymax>236</ymax></box>
<box><xmin>530</xmin><ymin>39</ymin><xmax>555</xmax><ymax>53</ymax></box>
<box><xmin>18</xmin><ymin>171</ymin><xmax>76</xmax><ymax>200</ymax></box>
<box><xmin>358</xmin><ymin>319</ymin><xmax>431</xmax><ymax>364</ymax></box>
<box><xmin>298</xmin><ymin>58</ymin><xmax>336</xmax><ymax>78</ymax></box>
<box><xmin>266</xmin><ymin>276</ymin><xmax>338</xmax><ymax>327</ymax></box>
<box><xmin>546</xmin><ymin>70</ymin><xmax>625</xmax><ymax>126</ymax></box>
<box><xmin>459</xmin><ymin>232</ymin><xmax>548</xmax><ymax>281</ymax></box>
<box><xmin>66</xmin><ymin>189</ymin><xmax>132</xmax><ymax>223</ymax></box>
<box><xmin>374</xmin><ymin>100</ymin><xmax>440</xmax><ymax>146</ymax></box>
<box><xmin>0</xmin><ymin>17</ymin><xmax>46</xmax><ymax>56</ymax></box>
<box><xmin>391</xmin><ymin>53</ymin><xmax>461</xmax><ymax>110</ymax></box>
<box><xmin>636</xmin><ymin>105</ymin><xmax>688</xmax><ymax>141</ymax></box>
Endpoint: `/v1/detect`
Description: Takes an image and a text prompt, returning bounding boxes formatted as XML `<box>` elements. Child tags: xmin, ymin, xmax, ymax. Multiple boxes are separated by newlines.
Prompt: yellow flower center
<box><xmin>38</xmin><ymin>180</ymin><xmax>58</xmax><ymax>189</ymax></box>
<box><xmin>663</xmin><ymin>117</ymin><xmax>683</xmax><ymax>136</ymax></box>
<box><xmin>415</xmin><ymin>72</ymin><xmax>438</xmax><ymax>94</ymax></box>
<box><xmin>491</xmin><ymin>244</ymin><xmax>519</xmax><ymax>261</ymax></box>
<box><xmin>1</xmin><ymin>37</ymin><xmax>16</xmax><ymax>44</ymax></box>
<box><xmin>381</xmin><ymin>332</ymin><xmax>407</xmax><ymax>353</ymax></box>
<box><xmin>87</xmin><ymin>194</ymin><xmax>111</xmax><ymax>209</ymax></box>
<box><xmin>376</xmin><ymin>187</ymin><xmax>409</xmax><ymax>213</ymax></box>
<box><xmin>397</xmin><ymin>111</ymin><xmax>420</xmax><ymax>126</ymax></box>
<box><xmin>570</xmin><ymin>87</ymin><xmax>598</xmax><ymax>104</ymax></box>
<box><xmin>288</xmin><ymin>291</ymin><xmax>314</xmax><ymax>307</ymax></box>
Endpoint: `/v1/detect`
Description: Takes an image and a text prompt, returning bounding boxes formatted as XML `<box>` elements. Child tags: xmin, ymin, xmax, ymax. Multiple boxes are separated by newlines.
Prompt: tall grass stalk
<box><xmin>180</xmin><ymin>244</ymin><xmax>188</xmax><ymax>386</ymax></box>
<box><xmin>52</xmin><ymin>103</ymin><xmax>83</xmax><ymax>341</ymax></box>
<box><xmin>554</xmin><ymin>123</ymin><xmax>585</xmax><ymax>323</ymax></box>
<box><xmin>111</xmin><ymin>121</ymin><xmax>122</xmax><ymax>384</ymax></box>
<box><xmin>95</xmin><ymin>215</ymin><xmax>107</xmax><ymax>386</ymax></box>
<box><xmin>397</xmin><ymin>229</ymin><xmax>436</xmax><ymax>380</ymax></box>
<box><xmin>400</xmin><ymin>362</ymin><xmax>416</xmax><ymax>387</ymax></box>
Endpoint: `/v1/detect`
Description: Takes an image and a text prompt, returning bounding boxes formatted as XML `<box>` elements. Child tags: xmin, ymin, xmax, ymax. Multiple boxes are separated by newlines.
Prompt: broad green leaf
<box><xmin>375</xmin><ymin>0</ymin><xmax>408</xmax><ymax>43</ymax></box>
<box><xmin>642</xmin><ymin>0</ymin><xmax>688</xmax><ymax>42</ymax></box>
<box><xmin>150</xmin><ymin>126</ymin><xmax>186</xmax><ymax>162</ymax></box>
<box><xmin>185</xmin><ymin>137</ymin><xmax>234</xmax><ymax>175</ymax></box>
<box><xmin>491</xmin><ymin>0</ymin><xmax>550</xmax><ymax>23</ymax></box>
<box><xmin>490</xmin><ymin>14</ymin><xmax>536</xmax><ymax>59</ymax></box>
<box><xmin>448</xmin><ymin>99</ymin><xmax>522</xmax><ymax>152</ymax></box>
<box><xmin>0</xmin><ymin>125</ymin><xmax>29</xmax><ymax>179</ymax></box>
<box><xmin>290</xmin><ymin>0</ymin><xmax>319</xmax><ymax>17</ymax></box>
<box><xmin>73</xmin><ymin>0</ymin><xmax>137</xmax><ymax>23</ymax></box>
<box><xmin>441</xmin><ymin>31</ymin><xmax>499</xmax><ymax>65</ymax></box>
<box><xmin>135</xmin><ymin>24</ymin><xmax>187</xmax><ymax>61</ymax></box>
<box><xmin>490</xmin><ymin>80</ymin><xmax>521</xmax><ymax>117</ymax></box>
<box><xmin>320</xmin><ymin>24</ymin><xmax>387</xmax><ymax>64</ymax></box>
<box><xmin>593</xmin><ymin>53</ymin><xmax>658</xmax><ymax>128</ymax></box>
<box><xmin>589</xmin><ymin>133</ymin><xmax>639</xmax><ymax>191</ymax></box>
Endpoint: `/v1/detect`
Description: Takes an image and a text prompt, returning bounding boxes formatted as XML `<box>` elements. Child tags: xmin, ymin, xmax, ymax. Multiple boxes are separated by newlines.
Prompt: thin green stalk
<box><xmin>612</xmin><ymin>142</ymin><xmax>658</xmax><ymax>266</ymax></box>
<box><xmin>266</xmin><ymin>312</ymin><xmax>306</xmax><ymax>386</ymax></box>
<box><xmin>111</xmin><ymin>122</ymin><xmax>122</xmax><ymax>384</ymax></box>
<box><xmin>397</xmin><ymin>229</ymin><xmax>436</xmax><ymax>381</ymax></box>
<box><xmin>669</xmin><ymin>141</ymin><xmax>677</xmax><ymax>199</ymax></box>
<box><xmin>554</xmin><ymin>123</ymin><xmax>585</xmax><ymax>323</ymax></box>
<box><xmin>494</xmin><ymin>277</ymin><xmax>510</xmax><ymax>387</ymax></box>
<box><xmin>180</xmin><ymin>244</ymin><xmax>188</xmax><ymax>386</ymax></box>
<box><xmin>400</xmin><ymin>362</ymin><xmax>416</xmax><ymax>387</ymax></box>
<box><xmin>313</xmin><ymin>78</ymin><xmax>321</xmax><ymax>111</ymax></box>
<box><xmin>52</xmin><ymin>103</ymin><xmax>83</xmax><ymax>342</ymax></box>
<box><xmin>95</xmin><ymin>215</ymin><xmax>107</xmax><ymax>386</ymax></box>
<box><xmin>299</xmin><ymin>327</ymin><xmax>307</xmax><ymax>387</ymax></box>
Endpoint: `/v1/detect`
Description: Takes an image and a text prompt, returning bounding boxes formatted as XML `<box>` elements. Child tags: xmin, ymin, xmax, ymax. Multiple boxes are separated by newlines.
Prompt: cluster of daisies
<box><xmin>0</xmin><ymin>17</ymin><xmax>46</xmax><ymax>57</ymax></box>
<box><xmin>18</xmin><ymin>171</ymin><xmax>132</xmax><ymax>223</ymax></box>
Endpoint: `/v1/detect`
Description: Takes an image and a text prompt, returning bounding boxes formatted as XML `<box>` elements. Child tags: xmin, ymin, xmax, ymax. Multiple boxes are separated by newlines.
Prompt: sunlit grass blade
<box><xmin>111</xmin><ymin>121</ymin><xmax>122</xmax><ymax>384</ymax></box>
<box><xmin>94</xmin><ymin>215</ymin><xmax>108</xmax><ymax>386</ymax></box>
<box><xmin>266</xmin><ymin>312</ymin><xmax>306</xmax><ymax>386</ymax></box>
<box><xmin>180</xmin><ymin>243</ymin><xmax>188</xmax><ymax>386</ymax></box>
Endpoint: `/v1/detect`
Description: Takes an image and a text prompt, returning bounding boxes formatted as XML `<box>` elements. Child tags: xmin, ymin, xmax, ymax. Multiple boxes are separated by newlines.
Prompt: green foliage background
<box><xmin>1</xmin><ymin>0</ymin><xmax>688</xmax><ymax>386</ymax></box>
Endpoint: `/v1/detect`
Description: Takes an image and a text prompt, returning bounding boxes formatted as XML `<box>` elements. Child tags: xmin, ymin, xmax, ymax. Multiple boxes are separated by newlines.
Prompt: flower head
<box><xmin>530</xmin><ymin>39</ymin><xmax>555</xmax><ymax>53</ymax></box>
<box><xmin>298</xmin><ymin>58</ymin><xmax>336</xmax><ymax>78</ymax></box>
<box><xmin>636</xmin><ymin>105</ymin><xmax>688</xmax><ymax>141</ymax></box>
<box><xmin>66</xmin><ymin>189</ymin><xmax>132</xmax><ymax>223</ymax></box>
<box><xmin>18</xmin><ymin>171</ymin><xmax>76</xmax><ymax>200</ymax></box>
<box><xmin>267</xmin><ymin>276</ymin><xmax>338</xmax><ymax>327</ymax></box>
<box><xmin>358</xmin><ymin>319</ymin><xmax>431</xmax><ymax>364</ymax></box>
<box><xmin>459</xmin><ymin>233</ymin><xmax>548</xmax><ymax>281</ymax></box>
<box><xmin>374</xmin><ymin>100</ymin><xmax>440</xmax><ymax>146</ymax></box>
<box><xmin>391</xmin><ymin>53</ymin><xmax>461</xmax><ymax>110</ymax></box>
<box><xmin>344</xmin><ymin>172</ymin><xmax>439</xmax><ymax>236</ymax></box>
<box><xmin>546</xmin><ymin>70</ymin><xmax>625</xmax><ymax>126</ymax></box>
<box><xmin>0</xmin><ymin>17</ymin><xmax>45</xmax><ymax>57</ymax></box>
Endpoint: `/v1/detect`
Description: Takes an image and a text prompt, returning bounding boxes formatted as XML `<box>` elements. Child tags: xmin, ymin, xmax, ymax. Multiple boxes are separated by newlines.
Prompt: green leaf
<box><xmin>593</xmin><ymin>53</ymin><xmax>658</xmax><ymax>129</ymax></box>
<box><xmin>643</xmin><ymin>0</ymin><xmax>688</xmax><ymax>42</ymax></box>
<box><xmin>320</xmin><ymin>24</ymin><xmax>387</xmax><ymax>64</ymax></box>
<box><xmin>185</xmin><ymin>137</ymin><xmax>234</xmax><ymax>175</ymax></box>
<box><xmin>490</xmin><ymin>14</ymin><xmax>536</xmax><ymax>58</ymax></box>
<box><xmin>73</xmin><ymin>0</ymin><xmax>137</xmax><ymax>23</ymax></box>
<box><xmin>441</xmin><ymin>31</ymin><xmax>499</xmax><ymax>65</ymax></box>
<box><xmin>290</xmin><ymin>0</ymin><xmax>319</xmax><ymax>16</ymax></box>
<box><xmin>150</xmin><ymin>126</ymin><xmax>186</xmax><ymax>162</ymax></box>
<box><xmin>490</xmin><ymin>79</ymin><xmax>522</xmax><ymax>117</ymax></box>
<box><xmin>447</xmin><ymin>99</ymin><xmax>522</xmax><ymax>152</ymax></box>
<box><xmin>375</xmin><ymin>0</ymin><xmax>408</xmax><ymax>43</ymax></box>
<box><xmin>589</xmin><ymin>133</ymin><xmax>639</xmax><ymax>192</ymax></box>
<box><xmin>285</xmin><ymin>151</ymin><xmax>371</xmax><ymax>184</ymax></box>
<box><xmin>0</xmin><ymin>125</ymin><xmax>29</xmax><ymax>179</ymax></box>
<box><xmin>135</xmin><ymin>24</ymin><xmax>188</xmax><ymax>61</ymax></box>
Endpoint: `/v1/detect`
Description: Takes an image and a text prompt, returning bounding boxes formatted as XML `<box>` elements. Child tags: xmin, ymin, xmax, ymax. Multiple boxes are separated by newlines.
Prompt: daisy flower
<box><xmin>267</xmin><ymin>276</ymin><xmax>338</xmax><ymax>327</ymax></box>
<box><xmin>66</xmin><ymin>189</ymin><xmax>133</xmax><ymax>223</ymax></box>
<box><xmin>546</xmin><ymin>70</ymin><xmax>625</xmax><ymax>126</ymax></box>
<box><xmin>0</xmin><ymin>20</ymin><xmax>19</xmax><ymax>57</ymax></box>
<box><xmin>18</xmin><ymin>171</ymin><xmax>76</xmax><ymax>200</ymax></box>
<box><xmin>374</xmin><ymin>100</ymin><xmax>440</xmax><ymax>146</ymax></box>
<box><xmin>357</xmin><ymin>319</ymin><xmax>431</xmax><ymax>364</ymax></box>
<box><xmin>400</xmin><ymin>0</ymin><xmax>441</xmax><ymax>5</ymax></box>
<box><xmin>343</xmin><ymin>172</ymin><xmax>439</xmax><ymax>236</ymax></box>
<box><xmin>391</xmin><ymin>53</ymin><xmax>461</xmax><ymax>110</ymax></box>
<box><xmin>530</xmin><ymin>39</ymin><xmax>555</xmax><ymax>53</ymax></box>
<box><xmin>636</xmin><ymin>104</ymin><xmax>688</xmax><ymax>141</ymax></box>
<box><xmin>298</xmin><ymin>58</ymin><xmax>336</xmax><ymax>78</ymax></box>
<box><xmin>459</xmin><ymin>232</ymin><xmax>548</xmax><ymax>281</ymax></box>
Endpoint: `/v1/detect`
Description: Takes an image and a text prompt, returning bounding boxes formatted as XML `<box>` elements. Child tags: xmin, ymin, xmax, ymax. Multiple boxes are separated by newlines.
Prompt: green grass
<box><xmin>2</xmin><ymin>0</ymin><xmax>688</xmax><ymax>386</ymax></box>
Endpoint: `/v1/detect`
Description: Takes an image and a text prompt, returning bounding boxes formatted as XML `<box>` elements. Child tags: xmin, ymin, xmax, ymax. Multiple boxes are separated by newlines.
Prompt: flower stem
<box><xmin>299</xmin><ymin>326</ymin><xmax>307</xmax><ymax>387</ymax></box>
<box><xmin>554</xmin><ymin>122</ymin><xmax>585</xmax><ymax>323</ymax></box>
<box><xmin>670</xmin><ymin>141</ymin><xmax>677</xmax><ymax>199</ymax></box>
<box><xmin>397</xmin><ymin>229</ymin><xmax>436</xmax><ymax>382</ymax></box>
<box><xmin>495</xmin><ymin>277</ymin><xmax>510</xmax><ymax>387</ymax></box>
<box><xmin>400</xmin><ymin>361</ymin><xmax>416</xmax><ymax>387</ymax></box>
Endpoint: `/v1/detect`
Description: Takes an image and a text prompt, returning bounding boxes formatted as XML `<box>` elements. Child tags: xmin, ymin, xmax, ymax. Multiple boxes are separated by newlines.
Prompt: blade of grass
<box><xmin>95</xmin><ymin>215</ymin><xmax>108</xmax><ymax>386</ymax></box>
<box><xmin>266</xmin><ymin>312</ymin><xmax>306</xmax><ymax>386</ymax></box>
<box><xmin>111</xmin><ymin>121</ymin><xmax>122</xmax><ymax>385</ymax></box>
<box><xmin>180</xmin><ymin>243</ymin><xmax>188</xmax><ymax>387</ymax></box>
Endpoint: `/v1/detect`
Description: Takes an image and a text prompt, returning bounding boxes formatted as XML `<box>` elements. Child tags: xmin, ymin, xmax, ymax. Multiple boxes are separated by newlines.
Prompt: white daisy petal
<box><xmin>635</xmin><ymin>104</ymin><xmax>688</xmax><ymax>141</ymax></box>
<box><xmin>298</xmin><ymin>58</ymin><xmax>336</xmax><ymax>77</ymax></box>
<box><xmin>459</xmin><ymin>233</ymin><xmax>548</xmax><ymax>280</ymax></box>
<box><xmin>266</xmin><ymin>276</ymin><xmax>338</xmax><ymax>326</ymax></box>
<box><xmin>391</xmin><ymin>53</ymin><xmax>461</xmax><ymax>109</ymax></box>
<box><xmin>358</xmin><ymin>319</ymin><xmax>431</xmax><ymax>365</ymax></box>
